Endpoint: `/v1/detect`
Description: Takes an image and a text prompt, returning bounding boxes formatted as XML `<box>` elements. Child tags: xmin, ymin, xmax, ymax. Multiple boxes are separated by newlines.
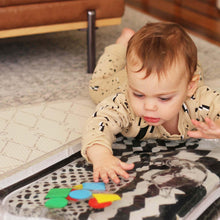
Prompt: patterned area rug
<box><xmin>0</xmin><ymin>5</ymin><xmax>219</xmax><ymax>192</ymax></box>
<box><xmin>0</xmin><ymin>98</ymin><xmax>95</xmax><ymax>188</ymax></box>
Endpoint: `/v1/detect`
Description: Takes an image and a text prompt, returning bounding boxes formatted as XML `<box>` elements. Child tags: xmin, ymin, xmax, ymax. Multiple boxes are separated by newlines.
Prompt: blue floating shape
<box><xmin>82</xmin><ymin>182</ymin><xmax>106</xmax><ymax>191</ymax></box>
<box><xmin>69</xmin><ymin>189</ymin><xmax>92</xmax><ymax>200</ymax></box>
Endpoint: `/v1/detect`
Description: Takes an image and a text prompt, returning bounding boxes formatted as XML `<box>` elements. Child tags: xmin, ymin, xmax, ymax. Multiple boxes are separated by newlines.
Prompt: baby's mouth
<box><xmin>143</xmin><ymin>117</ymin><xmax>160</xmax><ymax>123</ymax></box>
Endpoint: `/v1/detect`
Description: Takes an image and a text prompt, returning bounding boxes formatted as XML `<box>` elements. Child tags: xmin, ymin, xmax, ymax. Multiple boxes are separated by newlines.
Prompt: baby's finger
<box><xmin>204</xmin><ymin>117</ymin><xmax>216</xmax><ymax>129</ymax></box>
<box><xmin>188</xmin><ymin>130</ymin><xmax>217</xmax><ymax>139</ymax></box>
<box><xmin>93</xmin><ymin>170</ymin><xmax>100</xmax><ymax>183</ymax></box>
<box><xmin>120</xmin><ymin>161</ymin><xmax>134</xmax><ymax>171</ymax></box>
<box><xmin>115</xmin><ymin>168</ymin><xmax>130</xmax><ymax>180</ymax></box>
<box><xmin>99</xmin><ymin>171</ymin><xmax>110</xmax><ymax>184</ymax></box>
<box><xmin>187</xmin><ymin>130</ymin><xmax>204</xmax><ymax>138</ymax></box>
<box><xmin>192</xmin><ymin>119</ymin><xmax>208</xmax><ymax>131</ymax></box>
<box><xmin>107</xmin><ymin>170</ymin><xmax>120</xmax><ymax>184</ymax></box>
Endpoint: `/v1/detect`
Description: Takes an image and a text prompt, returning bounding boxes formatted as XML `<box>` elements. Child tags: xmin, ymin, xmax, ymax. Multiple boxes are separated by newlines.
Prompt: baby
<box><xmin>81</xmin><ymin>22</ymin><xmax>220</xmax><ymax>184</ymax></box>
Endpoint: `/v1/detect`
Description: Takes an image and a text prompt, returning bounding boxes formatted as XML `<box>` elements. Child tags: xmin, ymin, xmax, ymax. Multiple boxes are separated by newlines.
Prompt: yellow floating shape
<box><xmin>72</xmin><ymin>184</ymin><xmax>83</xmax><ymax>190</ymax></box>
<box><xmin>92</xmin><ymin>193</ymin><xmax>121</xmax><ymax>203</ymax></box>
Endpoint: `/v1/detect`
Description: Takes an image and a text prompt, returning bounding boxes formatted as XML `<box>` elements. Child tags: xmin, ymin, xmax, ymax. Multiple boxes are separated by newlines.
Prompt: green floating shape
<box><xmin>45</xmin><ymin>198</ymin><xmax>68</xmax><ymax>209</ymax></box>
<box><xmin>45</xmin><ymin>188</ymin><xmax>72</xmax><ymax>199</ymax></box>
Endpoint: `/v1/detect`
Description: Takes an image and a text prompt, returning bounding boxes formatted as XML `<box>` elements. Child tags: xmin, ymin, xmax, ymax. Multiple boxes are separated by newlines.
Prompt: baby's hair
<box><xmin>126</xmin><ymin>22</ymin><xmax>197</xmax><ymax>81</ymax></box>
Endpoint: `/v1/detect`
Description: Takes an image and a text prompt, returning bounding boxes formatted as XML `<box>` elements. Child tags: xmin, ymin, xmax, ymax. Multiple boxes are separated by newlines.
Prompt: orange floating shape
<box><xmin>92</xmin><ymin>193</ymin><xmax>121</xmax><ymax>203</ymax></box>
<box><xmin>89</xmin><ymin>198</ymin><xmax>112</xmax><ymax>209</ymax></box>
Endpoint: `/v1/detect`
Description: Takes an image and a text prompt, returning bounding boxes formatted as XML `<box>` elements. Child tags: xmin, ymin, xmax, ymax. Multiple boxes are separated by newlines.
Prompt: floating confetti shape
<box><xmin>45</xmin><ymin>198</ymin><xmax>68</xmax><ymax>208</ymax></box>
<box><xmin>88</xmin><ymin>198</ymin><xmax>112</xmax><ymax>209</ymax></box>
<box><xmin>45</xmin><ymin>188</ymin><xmax>72</xmax><ymax>199</ymax></box>
<box><xmin>69</xmin><ymin>189</ymin><xmax>92</xmax><ymax>200</ymax></box>
<box><xmin>92</xmin><ymin>193</ymin><xmax>121</xmax><ymax>203</ymax></box>
<box><xmin>82</xmin><ymin>182</ymin><xmax>106</xmax><ymax>191</ymax></box>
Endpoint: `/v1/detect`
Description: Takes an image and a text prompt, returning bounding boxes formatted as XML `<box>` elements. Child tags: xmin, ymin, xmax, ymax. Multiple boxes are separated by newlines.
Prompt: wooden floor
<box><xmin>125</xmin><ymin>0</ymin><xmax>220</xmax><ymax>46</ymax></box>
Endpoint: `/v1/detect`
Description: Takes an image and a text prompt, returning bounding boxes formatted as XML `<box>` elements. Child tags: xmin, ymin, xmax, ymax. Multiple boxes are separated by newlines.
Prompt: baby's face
<box><xmin>127</xmin><ymin>57</ymin><xmax>191</xmax><ymax>128</ymax></box>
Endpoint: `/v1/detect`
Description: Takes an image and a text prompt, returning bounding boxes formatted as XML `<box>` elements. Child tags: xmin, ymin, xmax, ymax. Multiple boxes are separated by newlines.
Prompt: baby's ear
<box><xmin>187</xmin><ymin>74</ymin><xmax>200</xmax><ymax>97</ymax></box>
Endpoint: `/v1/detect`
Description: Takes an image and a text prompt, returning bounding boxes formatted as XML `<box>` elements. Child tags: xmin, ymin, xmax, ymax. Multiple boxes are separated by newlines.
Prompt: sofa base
<box><xmin>0</xmin><ymin>15</ymin><xmax>122</xmax><ymax>73</ymax></box>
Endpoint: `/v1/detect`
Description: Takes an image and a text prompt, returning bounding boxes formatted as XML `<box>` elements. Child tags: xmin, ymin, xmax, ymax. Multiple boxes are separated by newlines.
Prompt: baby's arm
<box><xmin>188</xmin><ymin>117</ymin><xmax>220</xmax><ymax>139</ymax></box>
<box><xmin>87</xmin><ymin>144</ymin><xmax>134</xmax><ymax>184</ymax></box>
<box><xmin>81</xmin><ymin>94</ymin><xmax>135</xmax><ymax>183</ymax></box>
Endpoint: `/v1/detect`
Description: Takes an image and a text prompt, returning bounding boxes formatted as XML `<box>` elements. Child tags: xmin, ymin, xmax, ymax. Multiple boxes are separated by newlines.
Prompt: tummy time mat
<box><xmin>1</xmin><ymin>136</ymin><xmax>219</xmax><ymax>220</ymax></box>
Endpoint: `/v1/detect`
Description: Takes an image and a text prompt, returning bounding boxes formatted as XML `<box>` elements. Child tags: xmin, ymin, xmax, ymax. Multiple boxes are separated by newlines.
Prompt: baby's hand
<box><xmin>87</xmin><ymin>144</ymin><xmax>134</xmax><ymax>184</ymax></box>
<box><xmin>188</xmin><ymin>117</ymin><xmax>220</xmax><ymax>139</ymax></box>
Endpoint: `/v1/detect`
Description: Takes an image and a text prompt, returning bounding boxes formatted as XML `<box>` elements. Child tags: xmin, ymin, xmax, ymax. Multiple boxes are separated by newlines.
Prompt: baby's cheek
<box><xmin>130</xmin><ymin>101</ymin><xmax>136</xmax><ymax>113</ymax></box>
<box><xmin>132</xmin><ymin>104</ymin><xmax>141</xmax><ymax>116</ymax></box>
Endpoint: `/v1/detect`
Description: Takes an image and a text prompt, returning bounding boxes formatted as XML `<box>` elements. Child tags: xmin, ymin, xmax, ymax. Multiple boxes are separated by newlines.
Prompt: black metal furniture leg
<box><xmin>87</xmin><ymin>10</ymin><xmax>96</xmax><ymax>73</ymax></box>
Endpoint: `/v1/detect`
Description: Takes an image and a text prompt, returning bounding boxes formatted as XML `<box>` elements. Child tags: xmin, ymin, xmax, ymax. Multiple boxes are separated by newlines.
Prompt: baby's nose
<box><xmin>144</xmin><ymin>100</ymin><xmax>157</xmax><ymax>111</ymax></box>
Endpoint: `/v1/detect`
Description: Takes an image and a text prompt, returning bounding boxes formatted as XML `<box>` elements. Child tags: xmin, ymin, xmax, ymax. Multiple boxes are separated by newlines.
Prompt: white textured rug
<box><xmin>0</xmin><ymin>5</ymin><xmax>219</xmax><ymax>188</ymax></box>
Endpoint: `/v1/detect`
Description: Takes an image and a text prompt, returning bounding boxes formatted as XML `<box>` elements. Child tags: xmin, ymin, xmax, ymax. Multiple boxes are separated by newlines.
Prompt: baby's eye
<box><xmin>133</xmin><ymin>93</ymin><xmax>144</xmax><ymax>98</ymax></box>
<box><xmin>159</xmin><ymin>97</ymin><xmax>171</xmax><ymax>101</ymax></box>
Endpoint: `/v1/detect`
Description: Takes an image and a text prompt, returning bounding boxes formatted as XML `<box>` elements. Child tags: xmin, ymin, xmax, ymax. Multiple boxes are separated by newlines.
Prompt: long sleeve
<box><xmin>186</xmin><ymin>86</ymin><xmax>220</xmax><ymax>121</ymax></box>
<box><xmin>81</xmin><ymin>93</ymin><xmax>132</xmax><ymax>161</ymax></box>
